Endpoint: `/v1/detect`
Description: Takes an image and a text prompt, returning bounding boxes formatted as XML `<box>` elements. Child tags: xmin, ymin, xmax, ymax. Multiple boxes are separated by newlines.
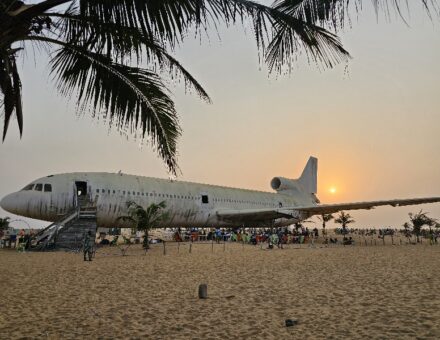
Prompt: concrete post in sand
<box><xmin>198</xmin><ymin>284</ymin><xmax>208</xmax><ymax>299</ymax></box>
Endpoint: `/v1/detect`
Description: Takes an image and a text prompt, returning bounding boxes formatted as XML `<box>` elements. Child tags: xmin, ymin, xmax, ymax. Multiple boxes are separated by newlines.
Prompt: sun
<box><xmin>329</xmin><ymin>187</ymin><xmax>337</xmax><ymax>194</ymax></box>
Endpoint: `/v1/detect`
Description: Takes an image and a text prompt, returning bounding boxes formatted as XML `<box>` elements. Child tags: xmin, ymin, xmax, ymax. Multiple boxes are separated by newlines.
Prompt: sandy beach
<box><xmin>1</xmin><ymin>241</ymin><xmax>439</xmax><ymax>339</ymax></box>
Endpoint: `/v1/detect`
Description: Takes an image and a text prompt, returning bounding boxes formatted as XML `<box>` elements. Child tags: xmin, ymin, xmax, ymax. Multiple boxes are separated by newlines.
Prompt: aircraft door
<box><xmin>198</xmin><ymin>192</ymin><xmax>213</xmax><ymax>223</ymax></box>
<box><xmin>75</xmin><ymin>181</ymin><xmax>89</xmax><ymax>207</ymax></box>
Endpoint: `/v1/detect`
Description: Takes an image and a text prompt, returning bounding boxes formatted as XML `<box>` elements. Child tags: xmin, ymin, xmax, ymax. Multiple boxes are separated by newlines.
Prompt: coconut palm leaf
<box><xmin>1</xmin><ymin>52</ymin><xmax>23</xmax><ymax>140</ymax></box>
<box><xmin>273</xmin><ymin>0</ymin><xmax>439</xmax><ymax>29</ymax></box>
<box><xmin>77</xmin><ymin>0</ymin><xmax>351</xmax><ymax>66</ymax></box>
<box><xmin>39</xmin><ymin>38</ymin><xmax>181</xmax><ymax>173</ymax></box>
<box><xmin>52</xmin><ymin>10</ymin><xmax>211</xmax><ymax>102</ymax></box>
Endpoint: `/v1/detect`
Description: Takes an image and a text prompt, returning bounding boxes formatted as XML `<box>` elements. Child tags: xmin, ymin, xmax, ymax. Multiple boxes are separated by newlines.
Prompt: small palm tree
<box><xmin>406</xmin><ymin>210</ymin><xmax>436</xmax><ymax>243</ymax></box>
<box><xmin>317</xmin><ymin>214</ymin><xmax>334</xmax><ymax>235</ymax></box>
<box><xmin>117</xmin><ymin>201</ymin><xmax>168</xmax><ymax>252</ymax></box>
<box><xmin>334</xmin><ymin>211</ymin><xmax>355</xmax><ymax>236</ymax></box>
<box><xmin>403</xmin><ymin>222</ymin><xmax>413</xmax><ymax>243</ymax></box>
<box><xmin>0</xmin><ymin>217</ymin><xmax>10</xmax><ymax>231</ymax></box>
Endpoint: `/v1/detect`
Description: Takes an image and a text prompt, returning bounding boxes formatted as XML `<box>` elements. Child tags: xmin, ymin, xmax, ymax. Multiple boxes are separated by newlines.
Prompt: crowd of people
<box><xmin>2</xmin><ymin>224</ymin><xmax>439</xmax><ymax>251</ymax></box>
<box><xmin>172</xmin><ymin>226</ymin><xmax>326</xmax><ymax>247</ymax></box>
<box><xmin>0</xmin><ymin>228</ymin><xmax>36</xmax><ymax>250</ymax></box>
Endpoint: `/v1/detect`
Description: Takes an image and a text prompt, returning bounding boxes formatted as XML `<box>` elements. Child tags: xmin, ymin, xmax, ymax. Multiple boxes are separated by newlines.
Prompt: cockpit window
<box><xmin>35</xmin><ymin>184</ymin><xmax>43</xmax><ymax>191</ymax></box>
<box><xmin>44</xmin><ymin>184</ymin><xmax>52</xmax><ymax>192</ymax></box>
<box><xmin>22</xmin><ymin>184</ymin><xmax>34</xmax><ymax>191</ymax></box>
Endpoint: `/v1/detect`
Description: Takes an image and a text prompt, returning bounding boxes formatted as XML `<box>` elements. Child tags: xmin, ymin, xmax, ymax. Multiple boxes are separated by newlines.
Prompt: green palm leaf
<box><xmin>52</xmin><ymin>10</ymin><xmax>211</xmax><ymax>102</ymax></box>
<box><xmin>1</xmin><ymin>53</ymin><xmax>23</xmax><ymax>140</ymax></box>
<box><xmin>45</xmin><ymin>39</ymin><xmax>181</xmax><ymax>173</ymax></box>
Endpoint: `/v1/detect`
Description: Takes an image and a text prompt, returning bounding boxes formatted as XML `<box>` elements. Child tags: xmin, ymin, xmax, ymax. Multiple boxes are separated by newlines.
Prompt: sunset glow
<box><xmin>329</xmin><ymin>187</ymin><xmax>337</xmax><ymax>194</ymax></box>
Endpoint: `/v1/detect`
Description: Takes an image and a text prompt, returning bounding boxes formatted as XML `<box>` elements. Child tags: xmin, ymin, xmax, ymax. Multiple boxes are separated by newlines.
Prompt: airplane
<box><xmin>1</xmin><ymin>157</ymin><xmax>440</xmax><ymax>229</ymax></box>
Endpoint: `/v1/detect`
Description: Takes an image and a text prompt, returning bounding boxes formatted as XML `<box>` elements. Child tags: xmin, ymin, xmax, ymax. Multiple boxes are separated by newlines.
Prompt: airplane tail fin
<box><xmin>271</xmin><ymin>156</ymin><xmax>318</xmax><ymax>195</ymax></box>
<box><xmin>298</xmin><ymin>156</ymin><xmax>317</xmax><ymax>194</ymax></box>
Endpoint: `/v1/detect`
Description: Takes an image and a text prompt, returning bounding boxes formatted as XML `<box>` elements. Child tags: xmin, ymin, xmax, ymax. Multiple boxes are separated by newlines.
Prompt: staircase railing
<box><xmin>30</xmin><ymin>209</ymin><xmax>80</xmax><ymax>250</ymax></box>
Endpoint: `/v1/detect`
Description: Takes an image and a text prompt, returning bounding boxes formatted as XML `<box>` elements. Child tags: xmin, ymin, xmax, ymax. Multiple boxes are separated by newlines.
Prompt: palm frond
<box><xmin>0</xmin><ymin>52</ymin><xmax>22</xmax><ymax>140</ymax></box>
<box><xmin>51</xmin><ymin>10</ymin><xmax>211</xmax><ymax>102</ymax></box>
<box><xmin>273</xmin><ymin>0</ymin><xmax>439</xmax><ymax>31</ymax></box>
<box><xmin>28</xmin><ymin>37</ymin><xmax>181</xmax><ymax>174</ymax></box>
<box><xmin>76</xmin><ymin>0</ymin><xmax>352</xmax><ymax>70</ymax></box>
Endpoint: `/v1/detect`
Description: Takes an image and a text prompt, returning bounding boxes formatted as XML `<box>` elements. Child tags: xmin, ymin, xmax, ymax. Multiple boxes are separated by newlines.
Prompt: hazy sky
<box><xmin>1</xmin><ymin>1</ymin><xmax>439</xmax><ymax>229</ymax></box>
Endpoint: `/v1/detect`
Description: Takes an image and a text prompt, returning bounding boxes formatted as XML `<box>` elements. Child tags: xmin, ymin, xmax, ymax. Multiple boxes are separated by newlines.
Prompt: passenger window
<box><xmin>96</xmin><ymin>189</ymin><xmax>99</xmax><ymax>193</ymax></box>
<box><xmin>44</xmin><ymin>184</ymin><xmax>52</xmax><ymax>192</ymax></box>
<box><xmin>202</xmin><ymin>195</ymin><xmax>209</xmax><ymax>204</ymax></box>
<box><xmin>35</xmin><ymin>184</ymin><xmax>43</xmax><ymax>191</ymax></box>
<box><xmin>22</xmin><ymin>184</ymin><xmax>34</xmax><ymax>191</ymax></box>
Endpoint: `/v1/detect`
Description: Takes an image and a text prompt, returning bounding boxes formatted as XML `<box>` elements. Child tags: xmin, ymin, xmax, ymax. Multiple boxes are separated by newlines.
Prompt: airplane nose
<box><xmin>0</xmin><ymin>194</ymin><xmax>15</xmax><ymax>213</ymax></box>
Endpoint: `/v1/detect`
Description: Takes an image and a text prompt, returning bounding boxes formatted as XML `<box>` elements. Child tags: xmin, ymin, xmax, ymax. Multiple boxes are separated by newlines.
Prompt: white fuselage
<box><xmin>0</xmin><ymin>172</ymin><xmax>316</xmax><ymax>228</ymax></box>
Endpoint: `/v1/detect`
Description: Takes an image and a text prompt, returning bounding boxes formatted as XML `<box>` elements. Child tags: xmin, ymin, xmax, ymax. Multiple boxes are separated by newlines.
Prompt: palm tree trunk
<box><xmin>145</xmin><ymin>229</ymin><xmax>150</xmax><ymax>250</ymax></box>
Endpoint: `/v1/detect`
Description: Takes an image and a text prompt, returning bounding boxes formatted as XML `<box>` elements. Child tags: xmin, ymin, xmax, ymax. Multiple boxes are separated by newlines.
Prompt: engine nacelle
<box><xmin>270</xmin><ymin>177</ymin><xmax>298</xmax><ymax>192</ymax></box>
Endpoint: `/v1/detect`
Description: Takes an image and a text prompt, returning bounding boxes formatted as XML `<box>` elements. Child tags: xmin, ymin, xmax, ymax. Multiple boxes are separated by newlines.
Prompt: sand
<box><xmin>1</xmin><ymin>241</ymin><xmax>439</xmax><ymax>339</ymax></box>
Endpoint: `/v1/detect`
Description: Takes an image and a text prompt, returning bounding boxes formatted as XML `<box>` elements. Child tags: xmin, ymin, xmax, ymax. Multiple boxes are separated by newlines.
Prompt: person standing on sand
<box><xmin>83</xmin><ymin>231</ymin><xmax>94</xmax><ymax>261</ymax></box>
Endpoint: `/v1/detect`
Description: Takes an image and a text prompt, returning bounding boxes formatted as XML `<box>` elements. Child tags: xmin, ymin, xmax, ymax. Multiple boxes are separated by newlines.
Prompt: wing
<box><xmin>295</xmin><ymin>197</ymin><xmax>440</xmax><ymax>216</ymax></box>
<box><xmin>216</xmin><ymin>197</ymin><xmax>440</xmax><ymax>224</ymax></box>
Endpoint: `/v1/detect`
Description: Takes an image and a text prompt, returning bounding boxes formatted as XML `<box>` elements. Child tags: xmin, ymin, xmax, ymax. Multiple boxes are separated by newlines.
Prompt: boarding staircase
<box><xmin>30</xmin><ymin>205</ymin><xmax>97</xmax><ymax>251</ymax></box>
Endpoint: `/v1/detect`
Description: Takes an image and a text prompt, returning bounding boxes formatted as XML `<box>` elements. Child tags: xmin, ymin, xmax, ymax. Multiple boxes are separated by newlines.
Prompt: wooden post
<box><xmin>223</xmin><ymin>241</ymin><xmax>226</xmax><ymax>252</ymax></box>
<box><xmin>400</xmin><ymin>239</ymin><xmax>402</xmax><ymax>245</ymax></box>
<box><xmin>189</xmin><ymin>242</ymin><xmax>192</xmax><ymax>253</ymax></box>
<box><xmin>163</xmin><ymin>241</ymin><xmax>166</xmax><ymax>255</ymax></box>
<box><xmin>364</xmin><ymin>239</ymin><xmax>367</xmax><ymax>247</ymax></box>
<box><xmin>211</xmin><ymin>239</ymin><xmax>214</xmax><ymax>253</ymax></box>
<box><xmin>391</xmin><ymin>235</ymin><xmax>394</xmax><ymax>245</ymax></box>
<box><xmin>382</xmin><ymin>237</ymin><xmax>385</xmax><ymax>246</ymax></box>
<box><xmin>374</xmin><ymin>239</ymin><xmax>377</xmax><ymax>246</ymax></box>
<box><xmin>198</xmin><ymin>284</ymin><xmax>208</xmax><ymax>299</ymax></box>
